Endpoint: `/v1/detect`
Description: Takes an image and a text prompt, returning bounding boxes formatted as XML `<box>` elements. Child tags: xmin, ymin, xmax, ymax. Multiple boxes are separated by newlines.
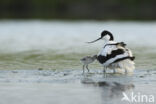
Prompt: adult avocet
<box><xmin>88</xmin><ymin>30</ymin><xmax>135</xmax><ymax>74</ymax></box>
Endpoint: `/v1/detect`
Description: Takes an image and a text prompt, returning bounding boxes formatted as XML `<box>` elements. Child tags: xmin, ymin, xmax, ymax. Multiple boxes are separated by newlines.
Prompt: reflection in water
<box><xmin>81</xmin><ymin>76</ymin><xmax>135</xmax><ymax>103</ymax></box>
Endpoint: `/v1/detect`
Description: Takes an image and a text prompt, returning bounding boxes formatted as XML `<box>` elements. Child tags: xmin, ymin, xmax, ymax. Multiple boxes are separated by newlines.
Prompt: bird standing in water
<box><xmin>80</xmin><ymin>55</ymin><xmax>97</xmax><ymax>74</ymax></box>
<box><xmin>87</xmin><ymin>30</ymin><xmax>135</xmax><ymax>74</ymax></box>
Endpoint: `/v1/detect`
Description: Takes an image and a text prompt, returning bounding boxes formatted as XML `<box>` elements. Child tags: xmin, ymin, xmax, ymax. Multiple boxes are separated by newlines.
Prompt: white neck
<box><xmin>104</xmin><ymin>40</ymin><xmax>117</xmax><ymax>45</ymax></box>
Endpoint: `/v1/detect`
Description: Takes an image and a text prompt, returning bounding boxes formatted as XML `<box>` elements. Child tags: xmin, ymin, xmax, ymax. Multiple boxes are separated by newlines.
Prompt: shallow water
<box><xmin>0</xmin><ymin>69</ymin><xmax>156</xmax><ymax>104</ymax></box>
<box><xmin>0</xmin><ymin>20</ymin><xmax>156</xmax><ymax>104</ymax></box>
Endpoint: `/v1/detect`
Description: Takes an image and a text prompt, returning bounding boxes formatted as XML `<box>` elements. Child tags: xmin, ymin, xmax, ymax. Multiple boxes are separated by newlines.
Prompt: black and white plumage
<box><xmin>88</xmin><ymin>30</ymin><xmax>135</xmax><ymax>73</ymax></box>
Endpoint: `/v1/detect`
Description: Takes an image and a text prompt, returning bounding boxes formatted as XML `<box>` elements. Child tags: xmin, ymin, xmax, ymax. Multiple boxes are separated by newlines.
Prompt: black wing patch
<box><xmin>97</xmin><ymin>49</ymin><xmax>125</xmax><ymax>64</ymax></box>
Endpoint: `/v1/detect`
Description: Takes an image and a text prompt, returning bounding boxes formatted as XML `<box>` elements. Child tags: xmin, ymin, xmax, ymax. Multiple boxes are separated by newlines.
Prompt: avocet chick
<box><xmin>80</xmin><ymin>55</ymin><xmax>97</xmax><ymax>73</ymax></box>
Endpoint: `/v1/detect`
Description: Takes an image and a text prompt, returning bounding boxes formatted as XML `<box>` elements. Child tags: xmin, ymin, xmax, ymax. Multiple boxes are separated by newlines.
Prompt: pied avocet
<box><xmin>88</xmin><ymin>30</ymin><xmax>135</xmax><ymax>74</ymax></box>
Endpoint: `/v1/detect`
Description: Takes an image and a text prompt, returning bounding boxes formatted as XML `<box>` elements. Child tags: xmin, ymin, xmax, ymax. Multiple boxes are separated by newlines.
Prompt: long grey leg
<box><xmin>125</xmin><ymin>69</ymin><xmax>127</xmax><ymax>74</ymax></box>
<box><xmin>103</xmin><ymin>66</ymin><xmax>107</xmax><ymax>78</ymax></box>
<box><xmin>83</xmin><ymin>65</ymin><xmax>85</xmax><ymax>74</ymax></box>
<box><xmin>86</xmin><ymin>65</ymin><xmax>90</xmax><ymax>72</ymax></box>
<box><xmin>103</xmin><ymin>66</ymin><xmax>106</xmax><ymax>74</ymax></box>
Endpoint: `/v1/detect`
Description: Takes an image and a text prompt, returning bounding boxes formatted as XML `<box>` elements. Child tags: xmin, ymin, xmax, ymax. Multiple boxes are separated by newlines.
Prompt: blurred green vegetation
<box><xmin>0</xmin><ymin>0</ymin><xmax>156</xmax><ymax>20</ymax></box>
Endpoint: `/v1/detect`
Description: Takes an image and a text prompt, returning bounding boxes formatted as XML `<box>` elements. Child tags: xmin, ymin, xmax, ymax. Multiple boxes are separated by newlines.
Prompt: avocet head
<box><xmin>87</xmin><ymin>30</ymin><xmax>114</xmax><ymax>43</ymax></box>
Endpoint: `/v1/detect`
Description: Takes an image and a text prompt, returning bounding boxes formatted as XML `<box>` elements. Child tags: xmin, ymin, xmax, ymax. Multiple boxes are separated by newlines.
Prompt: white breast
<box><xmin>98</xmin><ymin>41</ymin><xmax>118</xmax><ymax>56</ymax></box>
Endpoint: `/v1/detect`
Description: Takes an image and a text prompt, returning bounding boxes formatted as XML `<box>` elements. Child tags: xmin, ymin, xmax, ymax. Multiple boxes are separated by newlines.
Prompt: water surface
<box><xmin>0</xmin><ymin>20</ymin><xmax>156</xmax><ymax>104</ymax></box>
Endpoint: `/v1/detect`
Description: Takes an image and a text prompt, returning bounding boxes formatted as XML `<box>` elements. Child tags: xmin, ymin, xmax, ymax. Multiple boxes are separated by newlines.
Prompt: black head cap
<box><xmin>101</xmin><ymin>30</ymin><xmax>114</xmax><ymax>41</ymax></box>
<box><xmin>87</xmin><ymin>30</ymin><xmax>114</xmax><ymax>43</ymax></box>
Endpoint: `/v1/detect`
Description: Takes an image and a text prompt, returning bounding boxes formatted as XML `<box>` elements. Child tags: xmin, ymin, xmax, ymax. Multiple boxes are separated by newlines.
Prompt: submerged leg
<box><xmin>113</xmin><ymin>69</ymin><xmax>116</xmax><ymax>74</ymax></box>
<box><xmin>86</xmin><ymin>65</ymin><xmax>90</xmax><ymax>72</ymax></box>
<box><xmin>83</xmin><ymin>65</ymin><xmax>85</xmax><ymax>74</ymax></box>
